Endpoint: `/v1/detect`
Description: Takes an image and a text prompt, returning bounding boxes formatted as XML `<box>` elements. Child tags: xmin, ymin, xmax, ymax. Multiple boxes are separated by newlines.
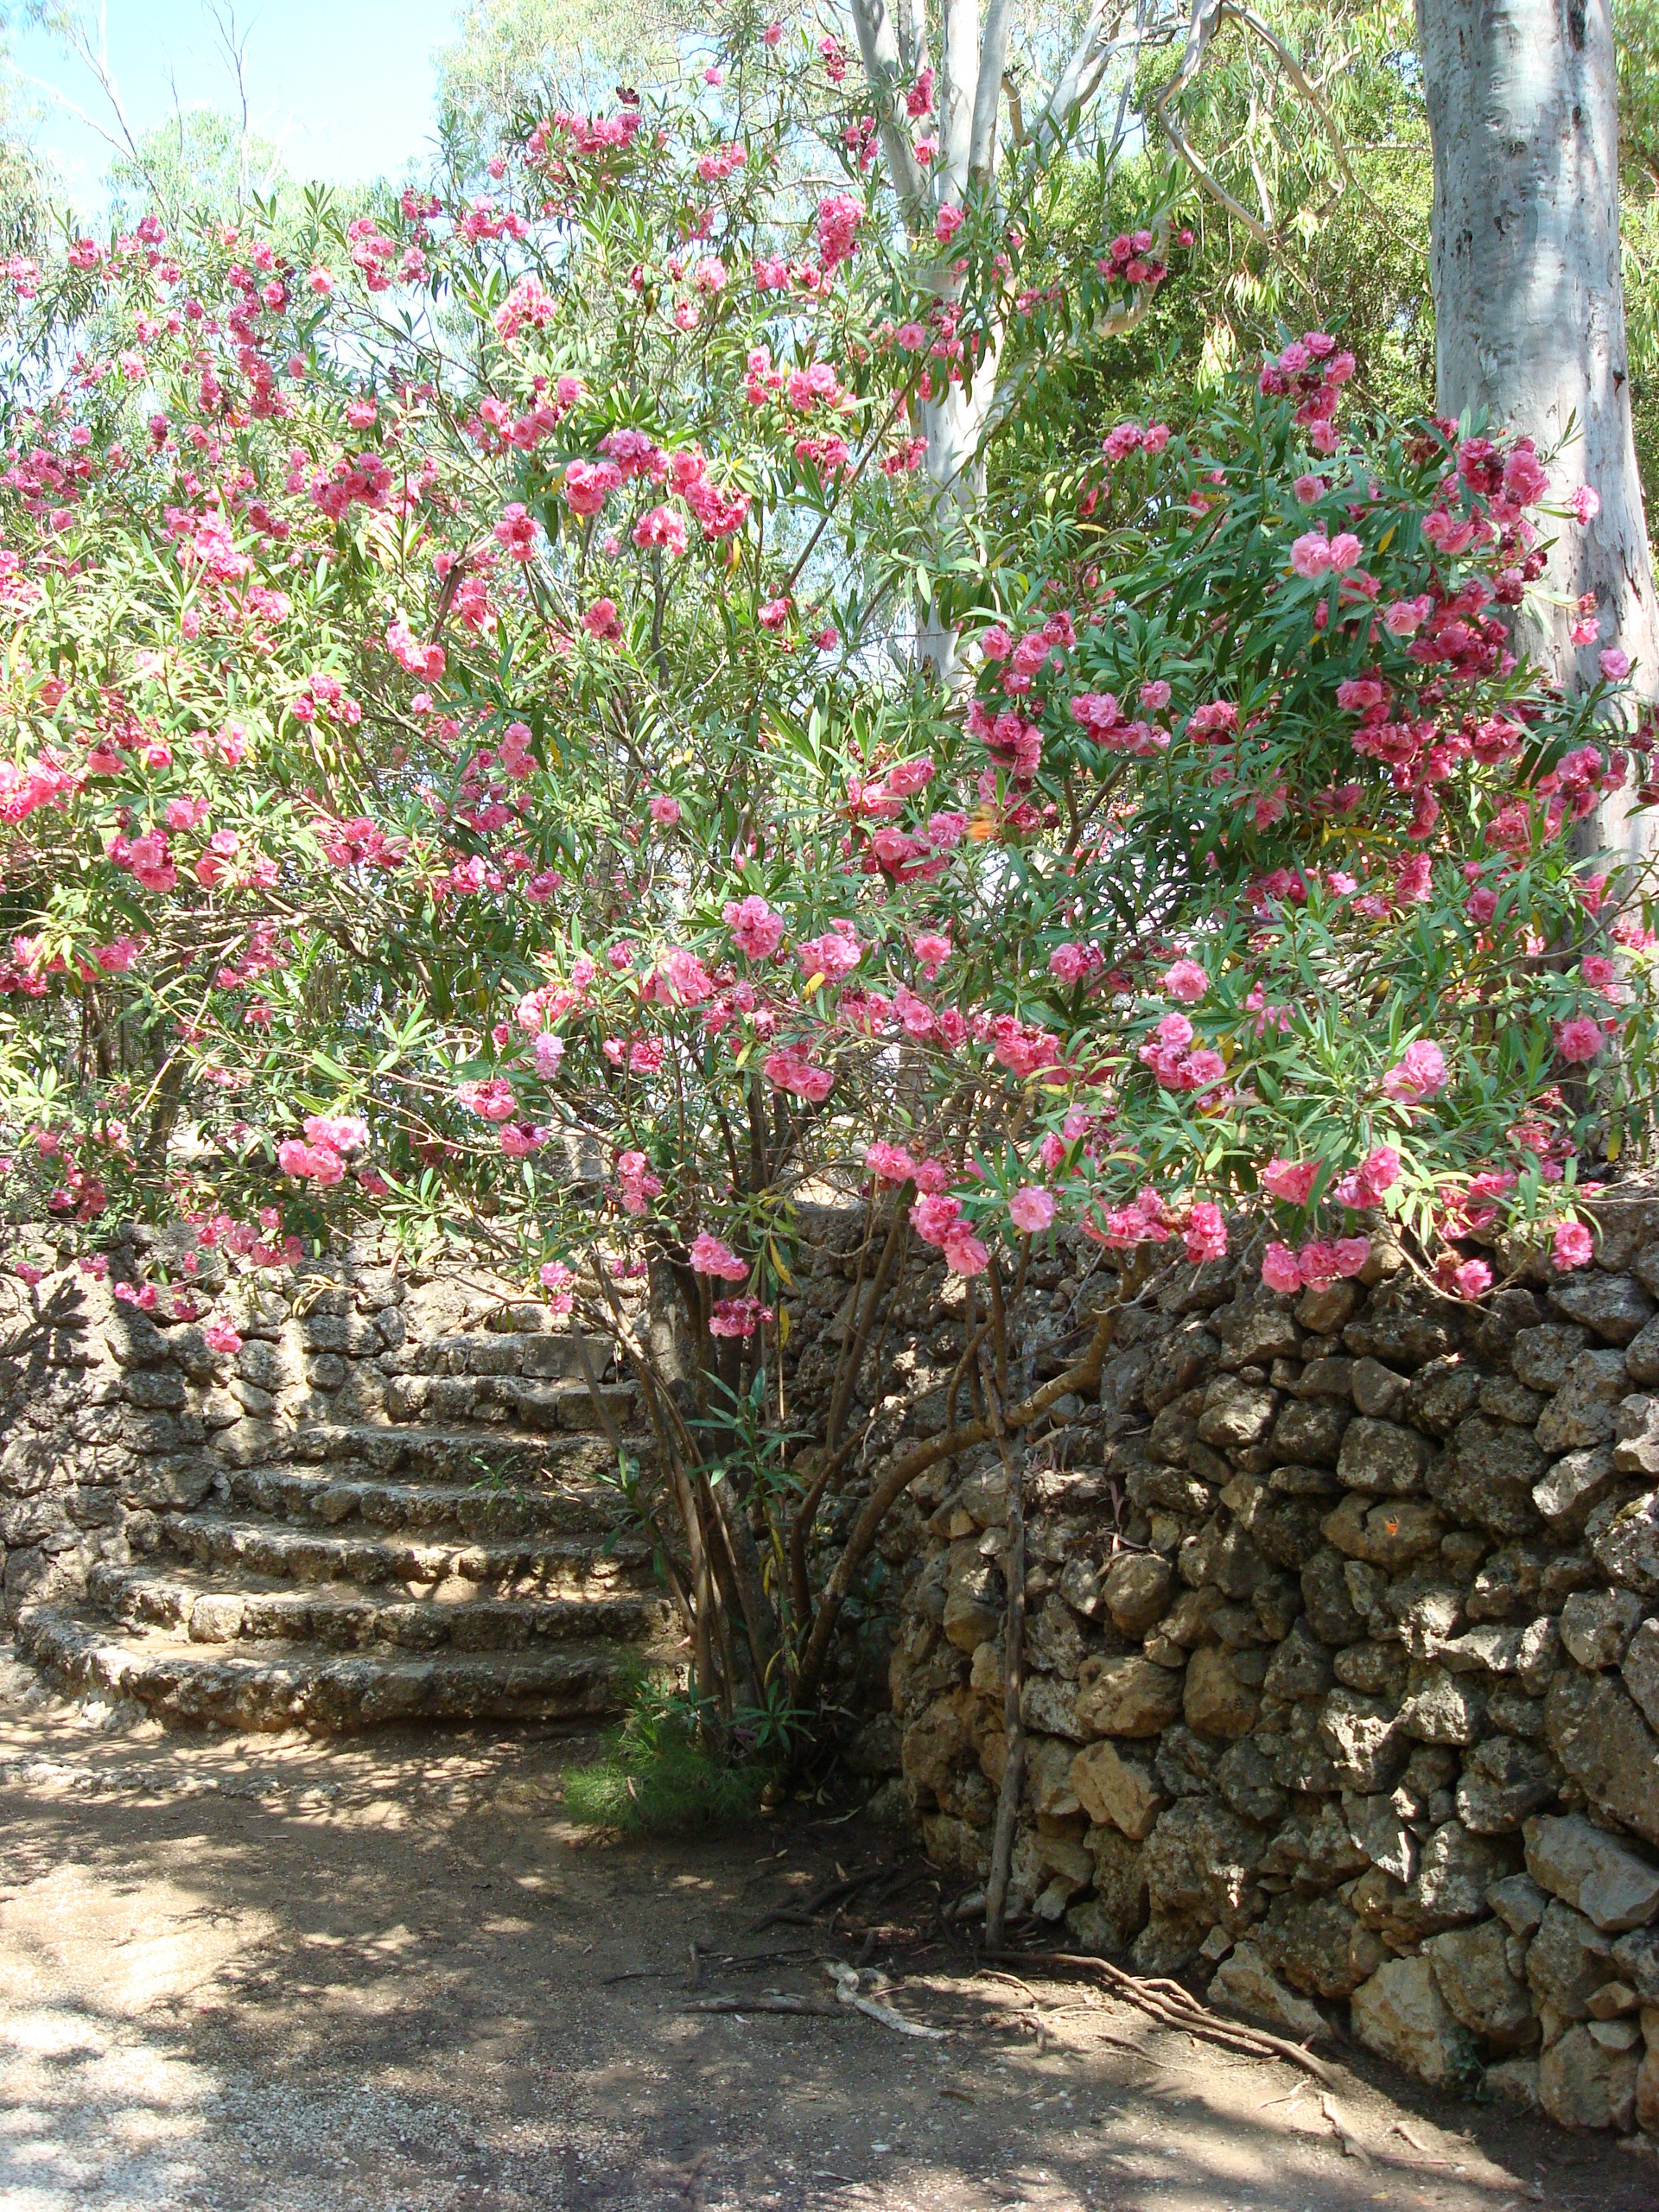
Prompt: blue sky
<box><xmin>8</xmin><ymin>0</ymin><xmax>462</xmax><ymax>209</ymax></box>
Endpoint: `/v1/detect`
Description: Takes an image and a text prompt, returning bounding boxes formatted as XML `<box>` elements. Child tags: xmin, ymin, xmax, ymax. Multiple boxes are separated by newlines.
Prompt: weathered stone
<box><xmin>1351</xmin><ymin>1955</ymin><xmax>1480</xmax><ymax>2090</ymax></box>
<box><xmin>1345</xmin><ymin>1791</ymin><xmax>1418</xmax><ymax>1882</ymax></box>
<box><xmin>1335</xmin><ymin>1416</ymin><xmax>1429</xmax><ymax>1495</ymax></box>
<box><xmin>1525</xmin><ymin>1815</ymin><xmax>1659</xmax><ymax>1934</ymax></box>
<box><xmin>1547</xmin><ymin>1667</ymin><xmax>1659</xmax><ymax>1847</ymax></box>
<box><xmin>1073</xmin><ymin>1824</ymin><xmax>1150</xmax><ymax>1951</ymax></box>
<box><xmin>1550</xmin><ymin>1272</ymin><xmax>1656</xmax><ymax>1347</ymax></box>
<box><xmin>1616</xmin><ymin>1393</ymin><xmax>1659</xmax><ymax>1482</ymax></box>
<box><xmin>1319</xmin><ymin>1688</ymin><xmax>1405</xmax><ymax>1790</ymax></box>
<box><xmin>1349</xmin><ymin>1357</ymin><xmax>1409</xmax><ymax>1420</ymax></box>
<box><xmin>1296</xmin><ymin>1281</ymin><xmax>1357</xmax><ymax>1335</ymax></box>
<box><xmin>1027</xmin><ymin>1592</ymin><xmax>1087</xmax><ymax>1679</ymax></box>
<box><xmin>1389</xmin><ymin>1821</ymin><xmax>1515</xmax><ymax>1941</ymax></box>
<box><xmin>1588</xmin><ymin>1488</ymin><xmax>1659</xmax><ymax>1597</ymax></box>
<box><xmin>901</xmin><ymin>1697</ymin><xmax>972</xmax><ymax>1797</ymax></box>
<box><xmin>1211</xmin><ymin>1941</ymin><xmax>1331</xmax><ymax>2044</ymax></box>
<box><xmin>1025</xmin><ymin>1734</ymin><xmax>1083</xmax><ymax>1818</ymax></box>
<box><xmin>1258</xmin><ymin>1890</ymin><xmax>1383</xmax><ymax>1999</ymax></box>
<box><xmin>1480</xmin><ymin>1373</ymin><xmax>1547</xmax><ymax>1427</ymax></box>
<box><xmin>1562</xmin><ymin>1586</ymin><xmax>1646</xmax><ymax>1669</ymax></box>
<box><xmin>1528</xmin><ymin>1899</ymin><xmax>1618</xmax><ymax>2020</ymax></box>
<box><xmin>1213</xmin><ymin>1738</ymin><xmax>1288</xmax><ymax>1827</ymax></box>
<box><xmin>1426</xmin><ymin>1920</ymin><xmax>1539</xmax><ymax>2051</ymax></box>
<box><xmin>1294</xmin><ymin>1355</ymin><xmax>1354</xmax><ymax>1400</ymax></box>
<box><xmin>1021</xmin><ymin>1674</ymin><xmax>1084</xmax><ymax>1742</ymax></box>
<box><xmin>1625</xmin><ymin>1618</ymin><xmax>1659</xmax><ymax>1736</ymax></box>
<box><xmin>1535</xmin><ymin>1444</ymin><xmax>1622</xmax><ymax>1532</ymax></box>
<box><xmin>1408</xmin><ymin>1357</ymin><xmax>1484</xmax><ymax>1438</ymax></box>
<box><xmin>1428</xmin><ymin>1415</ymin><xmax>1546</xmax><ymax>1537</ymax></box>
<box><xmin>188</xmin><ymin>1594</ymin><xmax>246</xmax><ymax>1643</ymax></box>
<box><xmin>1321</xmin><ymin>1492</ymin><xmax>1443</xmax><ymax>1570</ymax></box>
<box><xmin>1624</xmin><ymin>1313</ymin><xmax>1659</xmax><ymax>1388</ymax></box>
<box><xmin>1397</xmin><ymin>1665</ymin><xmax>1486</xmax><ymax>1745</ymax></box>
<box><xmin>942</xmin><ymin>1565</ymin><xmax>1002</xmax><ymax>1655</ymax></box>
<box><xmin>1344</xmin><ymin>1283</ymin><xmax>1461</xmax><ymax>1371</ymax></box>
<box><xmin>1537</xmin><ymin>1350</ymin><xmax>1632</xmax><ymax>1454</ymax></box>
<box><xmin>1512</xmin><ymin>1323</ymin><xmax>1593</xmax><ymax>1394</ymax></box>
<box><xmin>1075</xmin><ymin>1654</ymin><xmax>1185</xmax><ymax>1738</ymax></box>
<box><xmin>1153</xmin><ymin>1723</ymin><xmax>1219</xmax><ymax>1800</ymax></box>
<box><xmin>1456</xmin><ymin>1736</ymin><xmax>1560</xmax><ymax>1834</ymax></box>
<box><xmin>1271</xmin><ymin>1397</ymin><xmax>1350</xmax><ymax>1467</ymax></box>
<box><xmin>1070</xmin><ymin>1741</ymin><xmax>1165</xmax><ymax>1840</ymax></box>
<box><xmin>1183</xmin><ymin>1645</ymin><xmax>1260</xmax><ymax>1740</ymax></box>
<box><xmin>1212</xmin><ymin>1294</ymin><xmax>1301</xmax><ymax>1366</ymax></box>
<box><xmin>1141</xmin><ymin>1324</ymin><xmax>1224</xmax><ymax>1414</ymax></box>
<box><xmin>1102</xmin><ymin>1552</ymin><xmax>1173</xmax><ymax>1636</ymax></box>
<box><xmin>1262</xmin><ymin>1618</ymin><xmax>1334</xmax><ymax>1702</ymax></box>
<box><xmin>1538</xmin><ymin>2024</ymin><xmax>1639</xmax><ymax>2131</ymax></box>
<box><xmin>1300</xmin><ymin>1545</ymin><xmax>1368</xmax><ymax>1644</ymax></box>
<box><xmin>1198</xmin><ymin>1376</ymin><xmax>1279</xmax><ymax>1451</ymax></box>
<box><xmin>1141</xmin><ymin>1797</ymin><xmax>1268</xmax><ymax>1937</ymax></box>
<box><xmin>1488</xmin><ymin>1871</ymin><xmax>1550</xmax><ymax>1936</ymax></box>
<box><xmin>1639</xmin><ymin>2042</ymin><xmax>1659</xmax><ymax>2134</ymax></box>
<box><xmin>1611</xmin><ymin>1928</ymin><xmax>1659</xmax><ymax>2005</ymax></box>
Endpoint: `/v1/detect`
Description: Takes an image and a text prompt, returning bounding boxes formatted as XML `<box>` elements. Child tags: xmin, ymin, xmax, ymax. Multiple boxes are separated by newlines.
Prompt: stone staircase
<box><xmin>10</xmin><ymin>1298</ymin><xmax>686</xmax><ymax>1732</ymax></box>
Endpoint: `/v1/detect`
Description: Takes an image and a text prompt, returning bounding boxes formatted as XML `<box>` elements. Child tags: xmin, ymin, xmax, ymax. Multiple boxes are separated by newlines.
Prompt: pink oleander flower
<box><xmin>303</xmin><ymin>1113</ymin><xmax>368</xmax><ymax>1155</ymax></box>
<box><xmin>457</xmin><ymin>1077</ymin><xmax>518</xmax><ymax>1122</ymax></box>
<box><xmin>866</xmin><ymin>1141</ymin><xmax>917</xmax><ymax>1185</ymax></box>
<box><xmin>763</xmin><ymin>1046</ymin><xmax>832</xmax><ymax>1101</ymax></box>
<box><xmin>1452</xmin><ymin>1258</ymin><xmax>1493</xmax><ymax>1300</ymax></box>
<box><xmin>1185</xmin><ymin>1203</ymin><xmax>1227</xmax><ymax>1264</ymax></box>
<box><xmin>943</xmin><ymin>1227</ymin><xmax>989</xmax><ymax>1276</ymax></box>
<box><xmin>1381</xmin><ymin>1039</ymin><xmax>1447</xmax><ymax>1103</ymax></box>
<box><xmin>1554</xmin><ymin>1015</ymin><xmax>1605</xmax><ymax>1065</ymax></box>
<box><xmin>1261</xmin><ymin>1242</ymin><xmax>1302</xmax><ymax>1294</ymax></box>
<box><xmin>913</xmin><ymin>931</ymin><xmax>951</xmax><ymax>979</ymax></box>
<box><xmin>1008</xmin><ymin>1185</ymin><xmax>1056</xmax><ymax>1235</ymax></box>
<box><xmin>689</xmin><ymin>1232</ymin><xmax>749</xmax><ymax>1281</ymax></box>
<box><xmin>724</xmin><ymin>893</ymin><xmax>786</xmax><ymax>959</ymax></box>
<box><xmin>1599</xmin><ymin>647</ymin><xmax>1631</xmax><ymax>682</ymax></box>
<box><xmin>1553</xmin><ymin>1219</ymin><xmax>1594</xmax><ymax>1271</ymax></box>
<box><xmin>1262</xmin><ymin>1158</ymin><xmax>1322</xmax><ymax>1205</ymax></box>
<box><xmin>1161</xmin><ymin>957</ymin><xmax>1208</xmax><ymax>1004</ymax></box>
<box><xmin>709</xmin><ymin>1294</ymin><xmax>773</xmax><ymax>1338</ymax></box>
<box><xmin>648</xmin><ymin>793</ymin><xmax>681</xmax><ymax>826</ymax></box>
<box><xmin>202</xmin><ymin>1317</ymin><xmax>243</xmax><ymax>1356</ymax></box>
<box><xmin>910</xmin><ymin>1192</ymin><xmax>962</xmax><ymax>1244</ymax></box>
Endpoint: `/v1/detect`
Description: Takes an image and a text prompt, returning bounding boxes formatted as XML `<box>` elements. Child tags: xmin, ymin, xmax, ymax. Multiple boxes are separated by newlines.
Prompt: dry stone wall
<box><xmin>850</xmin><ymin>1207</ymin><xmax>1659</xmax><ymax>2140</ymax></box>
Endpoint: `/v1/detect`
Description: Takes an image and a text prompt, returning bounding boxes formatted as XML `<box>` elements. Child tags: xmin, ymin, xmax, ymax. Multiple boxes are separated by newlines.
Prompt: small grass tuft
<box><xmin>562</xmin><ymin>1683</ymin><xmax>782</xmax><ymax>1835</ymax></box>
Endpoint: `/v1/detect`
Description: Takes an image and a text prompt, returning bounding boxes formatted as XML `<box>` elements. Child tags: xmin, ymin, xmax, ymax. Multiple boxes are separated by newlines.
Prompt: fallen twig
<box><xmin>826</xmin><ymin>1960</ymin><xmax>950</xmax><ymax>2038</ymax></box>
<box><xmin>1009</xmin><ymin>1952</ymin><xmax>1338</xmax><ymax>2086</ymax></box>
<box><xmin>749</xmin><ymin>1871</ymin><xmax>878</xmax><ymax>1932</ymax></box>
<box><xmin>1321</xmin><ymin>2093</ymin><xmax>1370</xmax><ymax>2162</ymax></box>
<box><xmin>688</xmin><ymin>1993</ymin><xmax>842</xmax><ymax>2018</ymax></box>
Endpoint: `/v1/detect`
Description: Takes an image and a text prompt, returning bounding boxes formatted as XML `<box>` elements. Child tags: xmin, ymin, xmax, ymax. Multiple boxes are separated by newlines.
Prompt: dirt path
<box><xmin>0</xmin><ymin>1662</ymin><xmax>1654</xmax><ymax>2212</ymax></box>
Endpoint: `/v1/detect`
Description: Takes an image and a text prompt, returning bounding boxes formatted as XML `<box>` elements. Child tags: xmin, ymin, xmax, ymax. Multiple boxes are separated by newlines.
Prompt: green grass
<box><xmin>561</xmin><ymin>1684</ymin><xmax>783</xmax><ymax>1835</ymax></box>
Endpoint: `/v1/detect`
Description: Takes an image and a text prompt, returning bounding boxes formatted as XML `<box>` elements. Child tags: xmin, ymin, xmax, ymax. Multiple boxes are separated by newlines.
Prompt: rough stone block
<box><xmin>1525</xmin><ymin>1815</ymin><xmax>1659</xmax><ymax>1934</ymax></box>
<box><xmin>1075</xmin><ymin>1654</ymin><xmax>1184</xmax><ymax>1739</ymax></box>
<box><xmin>1538</xmin><ymin>2023</ymin><xmax>1639</xmax><ymax>2131</ymax></box>
<box><xmin>1351</xmin><ymin>1955</ymin><xmax>1480</xmax><ymax>2089</ymax></box>
<box><xmin>1070</xmin><ymin>1741</ymin><xmax>1164</xmax><ymax>1839</ymax></box>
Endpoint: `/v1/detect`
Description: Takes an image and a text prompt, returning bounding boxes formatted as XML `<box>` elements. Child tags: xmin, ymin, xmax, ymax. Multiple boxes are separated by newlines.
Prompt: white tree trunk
<box><xmin>1417</xmin><ymin>0</ymin><xmax>1659</xmax><ymax>867</ymax></box>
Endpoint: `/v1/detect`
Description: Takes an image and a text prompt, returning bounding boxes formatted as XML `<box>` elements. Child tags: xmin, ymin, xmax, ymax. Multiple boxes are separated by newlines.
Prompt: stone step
<box><xmin>382</xmin><ymin>1376</ymin><xmax>640</xmax><ymax>1433</ymax></box>
<box><xmin>16</xmin><ymin>1603</ymin><xmax>662</xmax><ymax>1732</ymax></box>
<box><xmin>257</xmin><ymin>1422</ymin><xmax>645</xmax><ymax>1482</ymax></box>
<box><xmin>160</xmin><ymin>1510</ymin><xmax>652</xmax><ymax>1594</ymax></box>
<box><xmin>87</xmin><ymin>1560</ymin><xmax>673</xmax><ymax>1653</ymax></box>
<box><xmin>402</xmin><ymin>1329</ymin><xmax>617</xmax><ymax>1381</ymax></box>
<box><xmin>218</xmin><ymin>1465</ymin><xmax>617</xmax><ymax>1541</ymax></box>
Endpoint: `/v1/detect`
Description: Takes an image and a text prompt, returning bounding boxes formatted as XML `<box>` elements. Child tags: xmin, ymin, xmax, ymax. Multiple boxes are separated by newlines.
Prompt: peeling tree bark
<box><xmin>1417</xmin><ymin>0</ymin><xmax>1659</xmax><ymax>866</ymax></box>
